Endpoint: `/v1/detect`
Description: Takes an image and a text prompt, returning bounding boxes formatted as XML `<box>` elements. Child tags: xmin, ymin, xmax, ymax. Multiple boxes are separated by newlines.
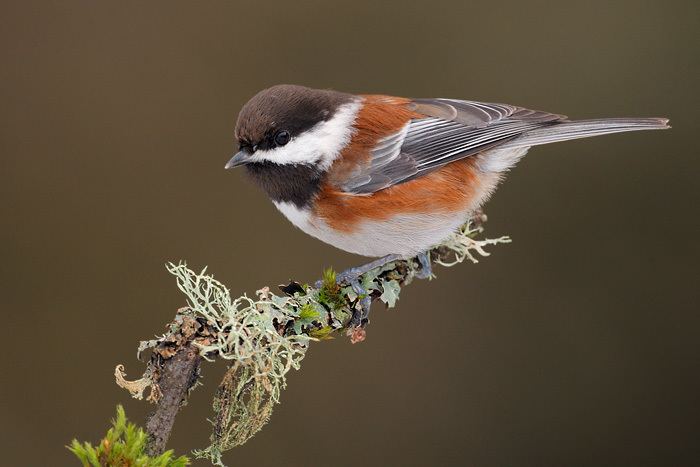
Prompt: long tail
<box><xmin>500</xmin><ymin>118</ymin><xmax>670</xmax><ymax>149</ymax></box>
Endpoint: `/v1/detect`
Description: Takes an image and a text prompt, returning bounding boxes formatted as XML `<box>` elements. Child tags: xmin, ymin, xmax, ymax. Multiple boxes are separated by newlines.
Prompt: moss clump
<box><xmin>316</xmin><ymin>268</ymin><xmax>346</xmax><ymax>310</ymax></box>
<box><xmin>68</xmin><ymin>405</ymin><xmax>189</xmax><ymax>467</ymax></box>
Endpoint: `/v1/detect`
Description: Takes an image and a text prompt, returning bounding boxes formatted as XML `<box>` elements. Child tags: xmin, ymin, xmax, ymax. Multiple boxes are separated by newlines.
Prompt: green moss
<box><xmin>68</xmin><ymin>405</ymin><xmax>189</xmax><ymax>466</ymax></box>
<box><xmin>298</xmin><ymin>303</ymin><xmax>321</xmax><ymax>322</ymax></box>
<box><xmin>321</xmin><ymin>267</ymin><xmax>336</xmax><ymax>288</ymax></box>
<box><xmin>308</xmin><ymin>326</ymin><xmax>335</xmax><ymax>340</ymax></box>
<box><xmin>316</xmin><ymin>268</ymin><xmax>346</xmax><ymax>310</ymax></box>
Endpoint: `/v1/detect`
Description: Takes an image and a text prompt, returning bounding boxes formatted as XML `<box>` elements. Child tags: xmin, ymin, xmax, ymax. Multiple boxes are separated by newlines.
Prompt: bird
<box><xmin>226</xmin><ymin>84</ymin><xmax>668</xmax><ymax>291</ymax></box>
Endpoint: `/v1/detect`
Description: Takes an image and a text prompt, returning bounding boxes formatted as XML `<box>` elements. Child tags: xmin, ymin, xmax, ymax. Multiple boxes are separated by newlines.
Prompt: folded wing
<box><xmin>340</xmin><ymin>97</ymin><xmax>668</xmax><ymax>194</ymax></box>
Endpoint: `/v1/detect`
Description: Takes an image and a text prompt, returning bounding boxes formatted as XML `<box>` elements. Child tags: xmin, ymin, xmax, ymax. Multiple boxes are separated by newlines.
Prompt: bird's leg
<box><xmin>347</xmin><ymin>278</ymin><xmax>372</xmax><ymax>328</ymax></box>
<box><xmin>316</xmin><ymin>254</ymin><xmax>401</xmax><ymax>328</ymax></box>
<box><xmin>414</xmin><ymin>251</ymin><xmax>433</xmax><ymax>279</ymax></box>
<box><xmin>343</xmin><ymin>252</ymin><xmax>436</xmax><ymax>326</ymax></box>
<box><xmin>316</xmin><ymin>252</ymin><xmax>434</xmax><ymax>329</ymax></box>
<box><xmin>335</xmin><ymin>254</ymin><xmax>402</xmax><ymax>283</ymax></box>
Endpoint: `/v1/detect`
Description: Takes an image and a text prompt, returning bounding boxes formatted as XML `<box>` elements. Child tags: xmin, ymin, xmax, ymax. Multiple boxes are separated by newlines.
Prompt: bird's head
<box><xmin>226</xmin><ymin>84</ymin><xmax>358</xmax><ymax>171</ymax></box>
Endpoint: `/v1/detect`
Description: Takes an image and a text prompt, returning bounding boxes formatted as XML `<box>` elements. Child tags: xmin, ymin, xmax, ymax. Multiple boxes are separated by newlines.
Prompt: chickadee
<box><xmin>226</xmin><ymin>84</ymin><xmax>668</xmax><ymax>274</ymax></box>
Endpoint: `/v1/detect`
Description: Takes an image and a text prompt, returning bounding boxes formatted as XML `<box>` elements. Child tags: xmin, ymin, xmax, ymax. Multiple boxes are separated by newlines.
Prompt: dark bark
<box><xmin>145</xmin><ymin>345</ymin><xmax>202</xmax><ymax>456</ymax></box>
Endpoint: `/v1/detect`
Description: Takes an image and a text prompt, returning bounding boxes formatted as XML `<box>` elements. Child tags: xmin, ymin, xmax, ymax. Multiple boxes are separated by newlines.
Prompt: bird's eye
<box><xmin>274</xmin><ymin>130</ymin><xmax>291</xmax><ymax>146</ymax></box>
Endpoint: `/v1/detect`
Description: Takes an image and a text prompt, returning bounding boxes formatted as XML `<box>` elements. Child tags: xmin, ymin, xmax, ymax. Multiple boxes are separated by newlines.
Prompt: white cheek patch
<box><xmin>249</xmin><ymin>100</ymin><xmax>362</xmax><ymax>169</ymax></box>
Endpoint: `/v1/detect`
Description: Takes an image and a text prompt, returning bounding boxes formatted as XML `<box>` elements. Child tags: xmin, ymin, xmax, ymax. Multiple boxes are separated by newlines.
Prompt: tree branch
<box><xmin>145</xmin><ymin>345</ymin><xmax>201</xmax><ymax>456</ymax></box>
<box><xmin>114</xmin><ymin>215</ymin><xmax>510</xmax><ymax>464</ymax></box>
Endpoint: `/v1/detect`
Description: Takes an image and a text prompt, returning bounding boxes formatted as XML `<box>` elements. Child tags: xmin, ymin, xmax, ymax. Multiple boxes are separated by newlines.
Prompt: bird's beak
<box><xmin>224</xmin><ymin>150</ymin><xmax>252</xmax><ymax>169</ymax></box>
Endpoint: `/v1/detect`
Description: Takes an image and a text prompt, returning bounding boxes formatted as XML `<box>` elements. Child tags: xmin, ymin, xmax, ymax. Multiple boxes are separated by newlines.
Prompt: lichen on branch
<box><xmin>116</xmin><ymin>217</ymin><xmax>510</xmax><ymax>466</ymax></box>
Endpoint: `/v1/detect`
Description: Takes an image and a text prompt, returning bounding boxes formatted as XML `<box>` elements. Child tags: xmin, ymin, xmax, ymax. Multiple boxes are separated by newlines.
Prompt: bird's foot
<box><xmin>317</xmin><ymin>254</ymin><xmax>401</xmax><ymax>330</ymax></box>
<box><xmin>314</xmin><ymin>251</ymin><xmax>432</xmax><ymax>335</ymax></box>
<box><xmin>346</xmin><ymin>277</ymin><xmax>372</xmax><ymax>329</ymax></box>
<box><xmin>470</xmin><ymin>208</ymin><xmax>488</xmax><ymax>230</ymax></box>
<box><xmin>336</xmin><ymin>254</ymin><xmax>402</xmax><ymax>283</ymax></box>
<box><xmin>414</xmin><ymin>251</ymin><xmax>434</xmax><ymax>280</ymax></box>
<box><xmin>314</xmin><ymin>254</ymin><xmax>402</xmax><ymax>290</ymax></box>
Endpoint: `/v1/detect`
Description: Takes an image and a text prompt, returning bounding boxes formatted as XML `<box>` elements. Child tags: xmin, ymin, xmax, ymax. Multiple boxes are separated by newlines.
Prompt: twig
<box><xmin>145</xmin><ymin>345</ymin><xmax>201</xmax><ymax>456</ymax></box>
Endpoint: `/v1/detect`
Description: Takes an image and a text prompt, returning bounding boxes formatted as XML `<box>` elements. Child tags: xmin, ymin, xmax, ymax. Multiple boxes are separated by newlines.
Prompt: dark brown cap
<box><xmin>235</xmin><ymin>84</ymin><xmax>353</xmax><ymax>149</ymax></box>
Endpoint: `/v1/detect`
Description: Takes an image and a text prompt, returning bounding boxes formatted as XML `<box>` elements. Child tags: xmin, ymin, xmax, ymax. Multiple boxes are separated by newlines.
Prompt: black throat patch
<box><xmin>244</xmin><ymin>162</ymin><xmax>324</xmax><ymax>208</ymax></box>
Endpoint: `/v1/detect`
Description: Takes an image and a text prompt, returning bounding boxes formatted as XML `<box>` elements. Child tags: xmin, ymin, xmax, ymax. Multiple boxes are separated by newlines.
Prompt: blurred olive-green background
<box><xmin>2</xmin><ymin>1</ymin><xmax>698</xmax><ymax>466</ymax></box>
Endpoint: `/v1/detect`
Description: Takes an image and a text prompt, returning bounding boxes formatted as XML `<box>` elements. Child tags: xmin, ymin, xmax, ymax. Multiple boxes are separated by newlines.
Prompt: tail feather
<box><xmin>500</xmin><ymin>118</ymin><xmax>670</xmax><ymax>149</ymax></box>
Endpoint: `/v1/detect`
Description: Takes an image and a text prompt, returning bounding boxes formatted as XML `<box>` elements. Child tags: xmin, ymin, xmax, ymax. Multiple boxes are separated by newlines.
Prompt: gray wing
<box><xmin>341</xmin><ymin>98</ymin><xmax>566</xmax><ymax>194</ymax></box>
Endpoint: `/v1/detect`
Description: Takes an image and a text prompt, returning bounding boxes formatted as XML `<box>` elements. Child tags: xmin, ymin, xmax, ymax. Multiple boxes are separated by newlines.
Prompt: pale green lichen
<box><xmin>434</xmin><ymin>221</ymin><xmax>511</xmax><ymax>266</ymax></box>
<box><xmin>168</xmin><ymin>263</ymin><xmax>311</xmax><ymax>389</ymax></box>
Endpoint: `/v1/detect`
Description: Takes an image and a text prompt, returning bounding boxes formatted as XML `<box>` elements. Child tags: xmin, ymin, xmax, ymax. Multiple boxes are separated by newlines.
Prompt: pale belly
<box><xmin>273</xmin><ymin>201</ymin><xmax>473</xmax><ymax>258</ymax></box>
